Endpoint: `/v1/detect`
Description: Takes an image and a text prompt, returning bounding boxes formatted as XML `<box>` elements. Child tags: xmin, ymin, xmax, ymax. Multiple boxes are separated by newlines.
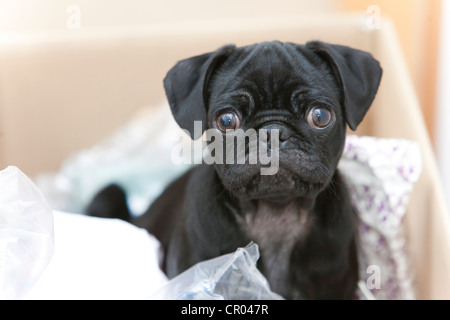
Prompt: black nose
<box><xmin>261</xmin><ymin>123</ymin><xmax>293</xmax><ymax>143</ymax></box>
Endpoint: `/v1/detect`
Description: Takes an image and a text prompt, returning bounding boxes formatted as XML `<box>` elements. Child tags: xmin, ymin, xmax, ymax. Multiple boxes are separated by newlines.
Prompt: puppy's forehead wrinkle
<box><xmin>229</xmin><ymin>43</ymin><xmax>311</xmax><ymax>82</ymax></box>
<box><xmin>211</xmin><ymin>43</ymin><xmax>340</xmax><ymax>119</ymax></box>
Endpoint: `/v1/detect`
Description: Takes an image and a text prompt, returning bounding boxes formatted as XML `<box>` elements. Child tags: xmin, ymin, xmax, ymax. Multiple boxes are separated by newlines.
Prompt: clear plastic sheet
<box><xmin>0</xmin><ymin>166</ymin><xmax>54</xmax><ymax>299</ymax></box>
<box><xmin>151</xmin><ymin>242</ymin><xmax>283</xmax><ymax>300</ymax></box>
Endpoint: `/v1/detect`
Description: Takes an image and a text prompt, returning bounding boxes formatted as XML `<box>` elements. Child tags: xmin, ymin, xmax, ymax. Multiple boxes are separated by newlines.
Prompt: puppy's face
<box><xmin>206</xmin><ymin>44</ymin><xmax>346</xmax><ymax>200</ymax></box>
<box><xmin>164</xmin><ymin>41</ymin><xmax>382</xmax><ymax>202</ymax></box>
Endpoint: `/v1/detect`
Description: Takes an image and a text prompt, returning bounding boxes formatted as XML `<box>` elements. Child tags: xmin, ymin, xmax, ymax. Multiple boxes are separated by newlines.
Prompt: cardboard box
<box><xmin>0</xmin><ymin>13</ymin><xmax>448</xmax><ymax>299</ymax></box>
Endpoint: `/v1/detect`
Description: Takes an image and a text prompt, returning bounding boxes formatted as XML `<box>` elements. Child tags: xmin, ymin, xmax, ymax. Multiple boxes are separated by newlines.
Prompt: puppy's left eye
<box><xmin>216</xmin><ymin>112</ymin><xmax>240</xmax><ymax>132</ymax></box>
<box><xmin>307</xmin><ymin>107</ymin><xmax>333</xmax><ymax>129</ymax></box>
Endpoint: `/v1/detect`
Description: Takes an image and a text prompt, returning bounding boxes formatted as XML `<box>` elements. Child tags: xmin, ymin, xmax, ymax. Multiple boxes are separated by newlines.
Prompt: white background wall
<box><xmin>435</xmin><ymin>0</ymin><xmax>450</xmax><ymax>210</ymax></box>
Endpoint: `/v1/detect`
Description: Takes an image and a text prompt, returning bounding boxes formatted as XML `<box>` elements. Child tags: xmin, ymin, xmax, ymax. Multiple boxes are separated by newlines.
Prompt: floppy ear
<box><xmin>163</xmin><ymin>44</ymin><xmax>236</xmax><ymax>139</ymax></box>
<box><xmin>306</xmin><ymin>41</ymin><xmax>382</xmax><ymax>130</ymax></box>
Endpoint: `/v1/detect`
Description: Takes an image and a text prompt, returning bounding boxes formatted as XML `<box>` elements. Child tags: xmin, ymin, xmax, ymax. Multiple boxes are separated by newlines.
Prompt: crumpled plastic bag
<box><xmin>151</xmin><ymin>242</ymin><xmax>283</xmax><ymax>300</ymax></box>
<box><xmin>0</xmin><ymin>166</ymin><xmax>54</xmax><ymax>299</ymax></box>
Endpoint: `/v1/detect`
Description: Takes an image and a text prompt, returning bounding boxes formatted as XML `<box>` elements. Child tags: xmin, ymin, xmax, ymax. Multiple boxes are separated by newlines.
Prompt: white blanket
<box><xmin>26</xmin><ymin>211</ymin><xmax>168</xmax><ymax>300</ymax></box>
<box><xmin>0</xmin><ymin>166</ymin><xmax>167</xmax><ymax>299</ymax></box>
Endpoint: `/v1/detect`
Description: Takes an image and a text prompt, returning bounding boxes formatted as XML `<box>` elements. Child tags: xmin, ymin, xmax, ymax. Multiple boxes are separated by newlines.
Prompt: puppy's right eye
<box><xmin>216</xmin><ymin>112</ymin><xmax>240</xmax><ymax>132</ymax></box>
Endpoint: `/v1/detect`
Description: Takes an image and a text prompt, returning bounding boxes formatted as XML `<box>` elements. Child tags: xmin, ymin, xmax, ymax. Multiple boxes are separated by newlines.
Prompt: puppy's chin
<box><xmin>220</xmin><ymin>165</ymin><xmax>327</xmax><ymax>202</ymax></box>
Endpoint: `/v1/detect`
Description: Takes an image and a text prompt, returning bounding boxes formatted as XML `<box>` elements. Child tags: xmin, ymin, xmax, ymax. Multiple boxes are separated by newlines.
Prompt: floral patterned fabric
<box><xmin>339</xmin><ymin>135</ymin><xmax>422</xmax><ymax>299</ymax></box>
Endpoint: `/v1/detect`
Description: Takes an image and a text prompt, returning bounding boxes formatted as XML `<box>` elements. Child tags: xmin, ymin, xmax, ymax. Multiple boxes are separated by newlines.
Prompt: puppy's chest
<box><xmin>242</xmin><ymin>202</ymin><xmax>309</xmax><ymax>289</ymax></box>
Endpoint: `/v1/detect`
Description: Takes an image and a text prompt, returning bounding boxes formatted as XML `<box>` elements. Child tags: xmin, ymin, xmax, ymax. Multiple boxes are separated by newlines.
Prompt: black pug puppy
<box><xmin>87</xmin><ymin>41</ymin><xmax>382</xmax><ymax>300</ymax></box>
